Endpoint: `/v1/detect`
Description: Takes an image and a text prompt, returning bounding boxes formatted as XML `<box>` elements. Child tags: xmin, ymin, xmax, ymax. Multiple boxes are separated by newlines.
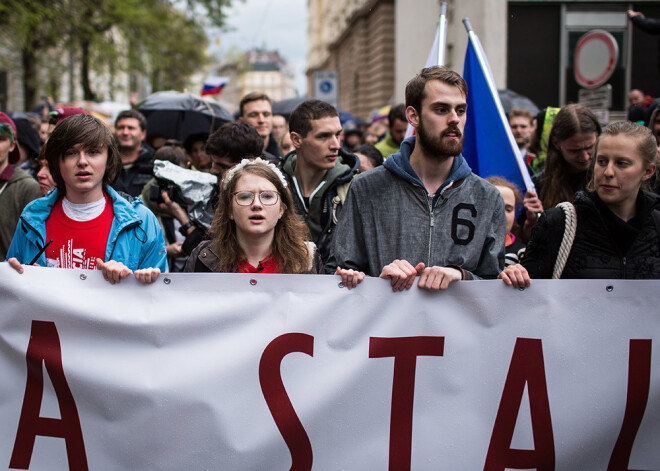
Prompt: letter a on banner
<box><xmin>484</xmin><ymin>338</ymin><xmax>554</xmax><ymax>471</ymax></box>
<box><xmin>369</xmin><ymin>336</ymin><xmax>445</xmax><ymax>471</ymax></box>
<box><xmin>10</xmin><ymin>321</ymin><xmax>88</xmax><ymax>470</ymax></box>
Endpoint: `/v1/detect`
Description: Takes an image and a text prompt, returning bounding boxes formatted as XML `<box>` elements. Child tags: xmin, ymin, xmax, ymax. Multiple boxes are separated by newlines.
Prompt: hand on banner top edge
<box><xmin>335</xmin><ymin>267</ymin><xmax>365</xmax><ymax>289</ymax></box>
<box><xmin>417</xmin><ymin>266</ymin><xmax>462</xmax><ymax>290</ymax></box>
<box><xmin>7</xmin><ymin>258</ymin><xmax>25</xmax><ymax>274</ymax></box>
<box><xmin>134</xmin><ymin>267</ymin><xmax>161</xmax><ymax>284</ymax></box>
<box><xmin>498</xmin><ymin>263</ymin><xmax>531</xmax><ymax>289</ymax></box>
<box><xmin>96</xmin><ymin>258</ymin><xmax>133</xmax><ymax>285</ymax></box>
<box><xmin>379</xmin><ymin>260</ymin><xmax>425</xmax><ymax>292</ymax></box>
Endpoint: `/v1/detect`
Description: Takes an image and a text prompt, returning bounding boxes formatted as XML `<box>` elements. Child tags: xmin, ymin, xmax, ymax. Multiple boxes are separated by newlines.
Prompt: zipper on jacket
<box><xmin>425</xmin><ymin>181</ymin><xmax>454</xmax><ymax>266</ymax></box>
<box><xmin>427</xmin><ymin>194</ymin><xmax>434</xmax><ymax>265</ymax></box>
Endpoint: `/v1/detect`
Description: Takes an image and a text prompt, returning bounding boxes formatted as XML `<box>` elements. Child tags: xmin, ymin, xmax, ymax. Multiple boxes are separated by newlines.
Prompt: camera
<box><xmin>149</xmin><ymin>178</ymin><xmax>185</xmax><ymax>206</ymax></box>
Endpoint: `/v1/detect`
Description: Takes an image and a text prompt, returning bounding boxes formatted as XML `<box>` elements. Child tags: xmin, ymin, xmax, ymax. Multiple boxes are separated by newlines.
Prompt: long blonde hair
<box><xmin>209</xmin><ymin>160</ymin><xmax>312</xmax><ymax>273</ymax></box>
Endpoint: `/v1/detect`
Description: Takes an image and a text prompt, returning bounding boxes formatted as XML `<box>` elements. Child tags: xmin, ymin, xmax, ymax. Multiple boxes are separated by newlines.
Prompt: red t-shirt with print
<box><xmin>45</xmin><ymin>194</ymin><xmax>114</xmax><ymax>269</ymax></box>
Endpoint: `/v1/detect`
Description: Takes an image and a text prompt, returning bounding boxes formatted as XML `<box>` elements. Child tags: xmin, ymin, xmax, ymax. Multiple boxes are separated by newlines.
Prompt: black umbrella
<box><xmin>271</xmin><ymin>97</ymin><xmax>306</xmax><ymax>119</ymax></box>
<box><xmin>137</xmin><ymin>91</ymin><xmax>234</xmax><ymax>143</ymax></box>
<box><xmin>272</xmin><ymin>97</ymin><xmax>357</xmax><ymax>125</ymax></box>
<box><xmin>497</xmin><ymin>89</ymin><xmax>539</xmax><ymax>116</ymax></box>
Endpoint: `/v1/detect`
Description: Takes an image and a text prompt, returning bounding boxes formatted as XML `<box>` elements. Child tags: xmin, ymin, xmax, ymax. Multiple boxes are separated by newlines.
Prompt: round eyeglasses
<box><xmin>233</xmin><ymin>190</ymin><xmax>280</xmax><ymax>206</ymax></box>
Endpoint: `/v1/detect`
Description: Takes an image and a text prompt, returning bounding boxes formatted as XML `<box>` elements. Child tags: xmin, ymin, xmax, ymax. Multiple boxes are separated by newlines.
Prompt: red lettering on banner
<box><xmin>484</xmin><ymin>338</ymin><xmax>554</xmax><ymax>471</ymax></box>
<box><xmin>259</xmin><ymin>333</ymin><xmax>314</xmax><ymax>471</ymax></box>
<box><xmin>369</xmin><ymin>336</ymin><xmax>445</xmax><ymax>471</ymax></box>
<box><xmin>9</xmin><ymin>320</ymin><xmax>88</xmax><ymax>470</ymax></box>
<box><xmin>608</xmin><ymin>339</ymin><xmax>652</xmax><ymax>471</ymax></box>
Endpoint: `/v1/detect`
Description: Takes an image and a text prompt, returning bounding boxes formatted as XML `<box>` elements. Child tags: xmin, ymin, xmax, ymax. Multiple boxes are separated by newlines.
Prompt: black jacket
<box><xmin>112</xmin><ymin>143</ymin><xmax>155</xmax><ymax>197</ymax></box>
<box><xmin>631</xmin><ymin>15</ymin><xmax>660</xmax><ymax>35</ymax></box>
<box><xmin>522</xmin><ymin>191</ymin><xmax>660</xmax><ymax>279</ymax></box>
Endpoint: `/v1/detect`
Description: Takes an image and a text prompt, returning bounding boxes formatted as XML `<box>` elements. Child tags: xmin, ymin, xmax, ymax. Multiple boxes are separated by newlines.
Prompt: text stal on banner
<box><xmin>0</xmin><ymin>265</ymin><xmax>658</xmax><ymax>470</ymax></box>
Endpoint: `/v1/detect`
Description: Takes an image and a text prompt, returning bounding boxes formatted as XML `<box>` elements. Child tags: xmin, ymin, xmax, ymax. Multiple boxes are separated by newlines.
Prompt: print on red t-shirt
<box><xmin>45</xmin><ymin>194</ymin><xmax>114</xmax><ymax>269</ymax></box>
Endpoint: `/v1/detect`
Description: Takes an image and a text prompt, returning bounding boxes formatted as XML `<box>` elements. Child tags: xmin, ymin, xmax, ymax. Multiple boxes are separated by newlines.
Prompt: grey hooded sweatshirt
<box><xmin>327</xmin><ymin>136</ymin><xmax>505</xmax><ymax>278</ymax></box>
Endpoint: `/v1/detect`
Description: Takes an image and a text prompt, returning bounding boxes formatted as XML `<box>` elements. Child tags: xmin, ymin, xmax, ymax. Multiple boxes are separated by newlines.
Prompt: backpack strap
<box><xmin>331</xmin><ymin>181</ymin><xmax>352</xmax><ymax>225</ymax></box>
<box><xmin>304</xmin><ymin>241</ymin><xmax>317</xmax><ymax>272</ymax></box>
<box><xmin>552</xmin><ymin>202</ymin><xmax>577</xmax><ymax>279</ymax></box>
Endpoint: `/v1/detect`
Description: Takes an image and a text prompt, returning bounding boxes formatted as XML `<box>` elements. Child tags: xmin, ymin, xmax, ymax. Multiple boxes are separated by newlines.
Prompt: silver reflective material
<box><xmin>152</xmin><ymin>160</ymin><xmax>217</xmax><ymax>229</ymax></box>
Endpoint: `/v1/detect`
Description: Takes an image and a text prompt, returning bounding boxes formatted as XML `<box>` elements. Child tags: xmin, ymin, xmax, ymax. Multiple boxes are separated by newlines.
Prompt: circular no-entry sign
<box><xmin>574</xmin><ymin>29</ymin><xmax>619</xmax><ymax>89</ymax></box>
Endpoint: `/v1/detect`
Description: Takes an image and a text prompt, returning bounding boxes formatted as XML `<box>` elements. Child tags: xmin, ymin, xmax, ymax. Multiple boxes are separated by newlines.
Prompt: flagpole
<box><xmin>437</xmin><ymin>2</ymin><xmax>448</xmax><ymax>66</ymax></box>
<box><xmin>404</xmin><ymin>4</ymin><xmax>449</xmax><ymax>140</ymax></box>
<box><xmin>462</xmin><ymin>19</ymin><xmax>535</xmax><ymax>191</ymax></box>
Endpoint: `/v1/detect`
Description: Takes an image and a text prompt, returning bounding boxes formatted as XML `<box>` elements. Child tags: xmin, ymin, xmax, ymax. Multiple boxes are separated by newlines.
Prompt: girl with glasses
<box><xmin>184</xmin><ymin>158</ymin><xmax>322</xmax><ymax>273</ymax></box>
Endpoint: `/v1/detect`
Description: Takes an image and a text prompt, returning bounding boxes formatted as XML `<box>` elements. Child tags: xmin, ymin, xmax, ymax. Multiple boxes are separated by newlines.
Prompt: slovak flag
<box><xmin>201</xmin><ymin>76</ymin><xmax>230</xmax><ymax>96</ymax></box>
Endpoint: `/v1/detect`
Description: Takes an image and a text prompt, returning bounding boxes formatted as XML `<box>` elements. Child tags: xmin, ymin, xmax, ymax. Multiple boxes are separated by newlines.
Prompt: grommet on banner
<box><xmin>80</xmin><ymin>273</ymin><xmax>87</xmax><ymax>281</ymax></box>
<box><xmin>518</xmin><ymin>287</ymin><xmax>525</xmax><ymax>291</ymax></box>
<box><xmin>606</xmin><ymin>285</ymin><xmax>613</xmax><ymax>292</ymax></box>
<box><xmin>163</xmin><ymin>277</ymin><xmax>171</xmax><ymax>285</ymax></box>
<box><xmin>250</xmin><ymin>279</ymin><xmax>257</xmax><ymax>286</ymax></box>
<box><xmin>338</xmin><ymin>282</ymin><xmax>345</xmax><ymax>288</ymax></box>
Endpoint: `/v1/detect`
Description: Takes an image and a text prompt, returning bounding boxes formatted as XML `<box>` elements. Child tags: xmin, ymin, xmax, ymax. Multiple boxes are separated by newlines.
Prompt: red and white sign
<box><xmin>574</xmin><ymin>29</ymin><xmax>619</xmax><ymax>89</ymax></box>
<box><xmin>0</xmin><ymin>265</ymin><xmax>658</xmax><ymax>470</ymax></box>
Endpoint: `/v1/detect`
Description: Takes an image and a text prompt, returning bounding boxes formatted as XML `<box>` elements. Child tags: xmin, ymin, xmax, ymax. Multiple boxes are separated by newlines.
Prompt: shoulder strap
<box><xmin>331</xmin><ymin>181</ymin><xmax>352</xmax><ymax>225</ymax></box>
<box><xmin>552</xmin><ymin>202</ymin><xmax>577</xmax><ymax>279</ymax></box>
<box><xmin>304</xmin><ymin>241</ymin><xmax>316</xmax><ymax>271</ymax></box>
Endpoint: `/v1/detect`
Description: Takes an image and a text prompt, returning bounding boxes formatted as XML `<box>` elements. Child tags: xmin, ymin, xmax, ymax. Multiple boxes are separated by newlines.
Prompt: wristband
<box><xmin>179</xmin><ymin>220</ymin><xmax>194</xmax><ymax>236</ymax></box>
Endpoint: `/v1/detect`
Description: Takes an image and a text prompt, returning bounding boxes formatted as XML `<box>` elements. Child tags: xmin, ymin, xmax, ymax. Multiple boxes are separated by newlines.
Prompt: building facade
<box><xmin>307</xmin><ymin>0</ymin><xmax>507</xmax><ymax>119</ymax></box>
<box><xmin>216</xmin><ymin>49</ymin><xmax>297</xmax><ymax>110</ymax></box>
<box><xmin>508</xmin><ymin>1</ymin><xmax>660</xmax><ymax>115</ymax></box>
<box><xmin>308</xmin><ymin>0</ymin><xmax>660</xmax><ymax>120</ymax></box>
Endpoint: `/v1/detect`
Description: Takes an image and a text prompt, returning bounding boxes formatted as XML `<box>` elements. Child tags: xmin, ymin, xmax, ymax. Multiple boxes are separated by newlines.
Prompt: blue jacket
<box><xmin>6</xmin><ymin>186</ymin><xmax>168</xmax><ymax>272</ymax></box>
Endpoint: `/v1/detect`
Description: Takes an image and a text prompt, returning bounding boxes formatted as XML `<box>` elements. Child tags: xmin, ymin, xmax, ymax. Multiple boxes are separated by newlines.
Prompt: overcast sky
<box><xmin>208</xmin><ymin>0</ymin><xmax>309</xmax><ymax>95</ymax></box>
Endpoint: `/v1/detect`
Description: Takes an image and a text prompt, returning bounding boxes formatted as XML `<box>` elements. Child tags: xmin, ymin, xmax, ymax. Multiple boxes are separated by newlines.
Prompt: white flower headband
<box><xmin>221</xmin><ymin>157</ymin><xmax>288</xmax><ymax>190</ymax></box>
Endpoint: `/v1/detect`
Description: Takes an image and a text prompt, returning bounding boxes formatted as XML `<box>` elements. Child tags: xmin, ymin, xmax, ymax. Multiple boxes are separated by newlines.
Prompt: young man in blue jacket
<box><xmin>6</xmin><ymin>114</ymin><xmax>167</xmax><ymax>284</ymax></box>
<box><xmin>329</xmin><ymin>66</ymin><xmax>505</xmax><ymax>290</ymax></box>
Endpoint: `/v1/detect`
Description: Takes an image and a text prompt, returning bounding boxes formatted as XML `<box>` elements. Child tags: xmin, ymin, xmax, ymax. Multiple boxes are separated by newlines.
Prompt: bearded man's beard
<box><xmin>417</xmin><ymin>115</ymin><xmax>463</xmax><ymax>159</ymax></box>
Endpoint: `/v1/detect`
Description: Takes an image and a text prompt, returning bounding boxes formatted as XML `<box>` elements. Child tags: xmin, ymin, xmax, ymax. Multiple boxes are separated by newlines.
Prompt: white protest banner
<box><xmin>0</xmin><ymin>264</ymin><xmax>658</xmax><ymax>470</ymax></box>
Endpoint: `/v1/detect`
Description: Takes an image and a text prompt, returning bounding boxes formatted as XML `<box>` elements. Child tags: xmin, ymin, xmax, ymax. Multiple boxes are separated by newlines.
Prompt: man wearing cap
<box><xmin>0</xmin><ymin>112</ymin><xmax>41</xmax><ymax>260</ymax></box>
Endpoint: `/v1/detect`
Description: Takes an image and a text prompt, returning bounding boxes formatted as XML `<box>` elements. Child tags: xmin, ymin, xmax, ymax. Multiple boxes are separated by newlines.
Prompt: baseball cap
<box><xmin>0</xmin><ymin>112</ymin><xmax>21</xmax><ymax>164</ymax></box>
<box><xmin>49</xmin><ymin>106</ymin><xmax>88</xmax><ymax>125</ymax></box>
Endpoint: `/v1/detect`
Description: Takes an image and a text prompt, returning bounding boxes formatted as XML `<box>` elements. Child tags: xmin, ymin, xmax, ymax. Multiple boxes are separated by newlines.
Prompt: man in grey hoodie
<box><xmin>328</xmin><ymin>66</ymin><xmax>505</xmax><ymax>290</ymax></box>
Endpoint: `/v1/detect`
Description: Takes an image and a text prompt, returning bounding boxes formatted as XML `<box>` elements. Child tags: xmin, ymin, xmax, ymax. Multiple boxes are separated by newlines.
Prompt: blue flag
<box><xmin>462</xmin><ymin>33</ymin><xmax>532</xmax><ymax>191</ymax></box>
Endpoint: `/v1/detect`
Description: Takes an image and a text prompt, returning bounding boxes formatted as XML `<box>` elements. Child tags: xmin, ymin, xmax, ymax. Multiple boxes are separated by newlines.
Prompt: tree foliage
<box><xmin>0</xmin><ymin>0</ymin><xmax>233</xmax><ymax>109</ymax></box>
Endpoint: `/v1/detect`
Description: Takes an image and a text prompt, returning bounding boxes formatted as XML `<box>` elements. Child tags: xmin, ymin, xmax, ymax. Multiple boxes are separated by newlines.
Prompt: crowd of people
<box><xmin>2</xmin><ymin>63</ymin><xmax>660</xmax><ymax>290</ymax></box>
